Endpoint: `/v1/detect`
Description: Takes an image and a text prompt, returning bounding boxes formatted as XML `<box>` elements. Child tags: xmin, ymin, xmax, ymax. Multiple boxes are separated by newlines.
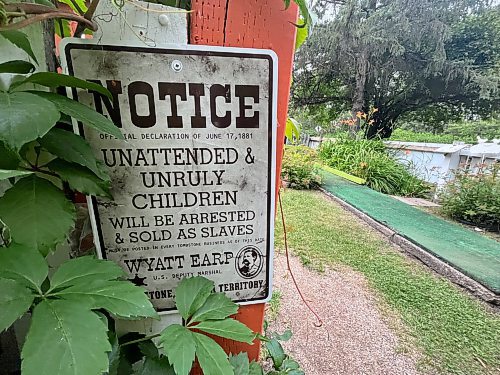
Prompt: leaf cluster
<box><xmin>0</xmin><ymin>29</ymin><xmax>124</xmax><ymax>255</ymax></box>
<box><xmin>0</xmin><ymin>23</ymin><xmax>305</xmax><ymax>375</ymax></box>
<box><xmin>99</xmin><ymin>277</ymin><xmax>303</xmax><ymax>375</ymax></box>
<box><xmin>262</xmin><ymin>325</ymin><xmax>304</xmax><ymax>375</ymax></box>
<box><xmin>0</xmin><ymin>248</ymin><xmax>157</xmax><ymax>375</ymax></box>
<box><xmin>281</xmin><ymin>145</ymin><xmax>321</xmax><ymax>189</ymax></box>
<box><xmin>0</xmin><ymin>30</ymin><xmax>158</xmax><ymax>375</ymax></box>
<box><xmin>160</xmin><ymin>276</ymin><xmax>258</xmax><ymax>375</ymax></box>
<box><xmin>319</xmin><ymin>136</ymin><xmax>430</xmax><ymax>197</ymax></box>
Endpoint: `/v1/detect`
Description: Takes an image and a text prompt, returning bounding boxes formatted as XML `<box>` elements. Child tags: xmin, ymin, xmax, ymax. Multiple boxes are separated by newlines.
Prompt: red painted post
<box><xmin>190</xmin><ymin>0</ymin><xmax>299</xmax><ymax>363</ymax></box>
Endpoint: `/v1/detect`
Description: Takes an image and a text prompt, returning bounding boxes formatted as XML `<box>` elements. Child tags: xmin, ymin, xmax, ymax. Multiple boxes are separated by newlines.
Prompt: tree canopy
<box><xmin>292</xmin><ymin>0</ymin><xmax>500</xmax><ymax>138</ymax></box>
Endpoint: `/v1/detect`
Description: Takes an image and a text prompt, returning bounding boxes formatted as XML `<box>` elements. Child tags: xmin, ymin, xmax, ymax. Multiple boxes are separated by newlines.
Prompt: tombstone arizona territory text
<box><xmin>61</xmin><ymin>41</ymin><xmax>277</xmax><ymax>313</ymax></box>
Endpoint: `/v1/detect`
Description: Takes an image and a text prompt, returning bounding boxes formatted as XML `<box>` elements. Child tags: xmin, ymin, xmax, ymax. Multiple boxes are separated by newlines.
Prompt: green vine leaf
<box><xmin>0</xmin><ymin>169</ymin><xmax>32</xmax><ymax>180</ymax></box>
<box><xmin>0</xmin><ymin>31</ymin><xmax>38</xmax><ymax>64</ymax></box>
<box><xmin>107</xmin><ymin>332</ymin><xmax>121</xmax><ymax>375</ymax></box>
<box><xmin>137</xmin><ymin>356</ymin><xmax>175</xmax><ymax>375</ymax></box>
<box><xmin>0</xmin><ymin>175</ymin><xmax>76</xmax><ymax>255</ymax></box>
<box><xmin>175</xmin><ymin>276</ymin><xmax>214</xmax><ymax>320</ymax></box>
<box><xmin>265</xmin><ymin>338</ymin><xmax>286</xmax><ymax>369</ymax></box>
<box><xmin>33</xmin><ymin>92</ymin><xmax>124</xmax><ymax>139</ymax></box>
<box><xmin>0</xmin><ymin>92</ymin><xmax>60</xmax><ymax>151</ymax></box>
<box><xmin>159</xmin><ymin>324</ymin><xmax>196</xmax><ymax>375</ymax></box>
<box><xmin>0</xmin><ymin>278</ymin><xmax>35</xmax><ymax>332</ymax></box>
<box><xmin>11</xmin><ymin>72</ymin><xmax>112</xmax><ymax>98</ymax></box>
<box><xmin>55</xmin><ymin>19</ymin><xmax>72</xmax><ymax>38</ymax></box>
<box><xmin>57</xmin><ymin>0</ymin><xmax>87</xmax><ymax>13</ymax></box>
<box><xmin>295</xmin><ymin>22</ymin><xmax>308</xmax><ymax>51</ymax></box>
<box><xmin>192</xmin><ymin>332</ymin><xmax>233</xmax><ymax>375</ymax></box>
<box><xmin>47</xmin><ymin>159</ymin><xmax>112</xmax><ymax>198</ymax></box>
<box><xmin>0</xmin><ymin>242</ymin><xmax>48</xmax><ymax>291</ymax></box>
<box><xmin>53</xmin><ymin>280</ymin><xmax>158</xmax><ymax>319</ymax></box>
<box><xmin>189</xmin><ymin>292</ymin><xmax>238</xmax><ymax>323</ymax></box>
<box><xmin>21</xmin><ymin>299</ymin><xmax>111</xmax><ymax>375</ymax></box>
<box><xmin>138</xmin><ymin>341</ymin><xmax>159</xmax><ymax>359</ymax></box>
<box><xmin>39</xmin><ymin>128</ymin><xmax>109</xmax><ymax>180</ymax></box>
<box><xmin>292</xmin><ymin>0</ymin><xmax>312</xmax><ymax>27</ymax></box>
<box><xmin>285</xmin><ymin>118</ymin><xmax>300</xmax><ymax>144</ymax></box>
<box><xmin>193</xmin><ymin>318</ymin><xmax>256</xmax><ymax>344</ymax></box>
<box><xmin>249</xmin><ymin>361</ymin><xmax>264</xmax><ymax>375</ymax></box>
<box><xmin>49</xmin><ymin>255</ymin><xmax>124</xmax><ymax>290</ymax></box>
<box><xmin>274</xmin><ymin>329</ymin><xmax>292</xmax><ymax>342</ymax></box>
<box><xmin>0</xmin><ymin>60</ymin><xmax>35</xmax><ymax>74</ymax></box>
<box><xmin>229</xmin><ymin>352</ymin><xmax>250</xmax><ymax>375</ymax></box>
<box><xmin>0</xmin><ymin>141</ymin><xmax>20</xmax><ymax>169</ymax></box>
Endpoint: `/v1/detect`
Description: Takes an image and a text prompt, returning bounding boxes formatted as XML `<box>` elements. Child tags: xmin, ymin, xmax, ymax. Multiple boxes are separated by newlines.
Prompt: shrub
<box><xmin>319</xmin><ymin>137</ymin><xmax>430</xmax><ymax>197</ymax></box>
<box><xmin>281</xmin><ymin>145</ymin><xmax>321</xmax><ymax>189</ymax></box>
<box><xmin>444</xmin><ymin>120</ymin><xmax>499</xmax><ymax>142</ymax></box>
<box><xmin>390</xmin><ymin>129</ymin><xmax>457</xmax><ymax>144</ymax></box>
<box><xmin>439</xmin><ymin>164</ymin><xmax>500</xmax><ymax>232</ymax></box>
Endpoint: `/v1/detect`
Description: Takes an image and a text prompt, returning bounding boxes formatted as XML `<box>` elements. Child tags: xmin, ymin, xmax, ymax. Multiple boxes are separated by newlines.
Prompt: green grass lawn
<box><xmin>275</xmin><ymin>189</ymin><xmax>500</xmax><ymax>375</ymax></box>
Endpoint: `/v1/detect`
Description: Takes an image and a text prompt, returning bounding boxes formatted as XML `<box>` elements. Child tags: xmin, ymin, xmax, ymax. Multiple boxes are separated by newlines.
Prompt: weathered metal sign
<box><xmin>61</xmin><ymin>40</ymin><xmax>277</xmax><ymax>313</ymax></box>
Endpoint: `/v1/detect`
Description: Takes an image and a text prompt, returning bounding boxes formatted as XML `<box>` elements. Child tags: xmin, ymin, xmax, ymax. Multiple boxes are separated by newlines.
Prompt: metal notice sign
<box><xmin>61</xmin><ymin>40</ymin><xmax>277</xmax><ymax>313</ymax></box>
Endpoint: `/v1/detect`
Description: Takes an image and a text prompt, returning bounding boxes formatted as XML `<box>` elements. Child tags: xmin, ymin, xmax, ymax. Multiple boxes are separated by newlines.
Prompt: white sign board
<box><xmin>61</xmin><ymin>40</ymin><xmax>277</xmax><ymax>313</ymax></box>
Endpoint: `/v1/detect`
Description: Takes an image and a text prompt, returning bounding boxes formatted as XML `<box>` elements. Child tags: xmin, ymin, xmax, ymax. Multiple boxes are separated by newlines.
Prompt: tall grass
<box><xmin>319</xmin><ymin>136</ymin><xmax>430</xmax><ymax>197</ymax></box>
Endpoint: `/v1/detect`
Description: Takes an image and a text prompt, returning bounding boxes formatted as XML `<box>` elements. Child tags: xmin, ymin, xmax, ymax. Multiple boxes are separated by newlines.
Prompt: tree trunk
<box><xmin>351</xmin><ymin>0</ymin><xmax>377</xmax><ymax>136</ymax></box>
<box><xmin>351</xmin><ymin>47</ymin><xmax>369</xmax><ymax>133</ymax></box>
<box><xmin>365</xmin><ymin>109</ymin><xmax>398</xmax><ymax>139</ymax></box>
<box><xmin>351</xmin><ymin>0</ymin><xmax>377</xmax><ymax>133</ymax></box>
<box><xmin>350</xmin><ymin>53</ymin><xmax>368</xmax><ymax>138</ymax></box>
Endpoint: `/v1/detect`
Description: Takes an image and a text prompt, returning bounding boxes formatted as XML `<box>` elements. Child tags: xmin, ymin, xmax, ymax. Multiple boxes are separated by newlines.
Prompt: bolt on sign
<box><xmin>60</xmin><ymin>40</ymin><xmax>277</xmax><ymax>313</ymax></box>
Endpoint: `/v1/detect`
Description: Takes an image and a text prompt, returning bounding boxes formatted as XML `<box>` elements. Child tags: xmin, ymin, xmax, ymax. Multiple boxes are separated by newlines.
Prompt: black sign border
<box><xmin>64</xmin><ymin>43</ymin><xmax>275</xmax><ymax>313</ymax></box>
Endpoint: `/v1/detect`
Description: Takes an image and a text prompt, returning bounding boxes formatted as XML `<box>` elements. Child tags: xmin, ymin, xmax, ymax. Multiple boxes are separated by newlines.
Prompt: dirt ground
<box><xmin>267</xmin><ymin>254</ymin><xmax>422</xmax><ymax>375</ymax></box>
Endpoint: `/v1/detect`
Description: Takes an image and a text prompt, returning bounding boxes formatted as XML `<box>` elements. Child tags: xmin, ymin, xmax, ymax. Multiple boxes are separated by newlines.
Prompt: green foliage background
<box><xmin>292</xmin><ymin>0</ymin><xmax>500</xmax><ymax>137</ymax></box>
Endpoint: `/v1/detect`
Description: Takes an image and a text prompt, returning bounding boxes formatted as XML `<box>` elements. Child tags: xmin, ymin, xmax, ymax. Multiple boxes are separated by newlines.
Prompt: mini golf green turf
<box><xmin>320</xmin><ymin>170</ymin><xmax>500</xmax><ymax>294</ymax></box>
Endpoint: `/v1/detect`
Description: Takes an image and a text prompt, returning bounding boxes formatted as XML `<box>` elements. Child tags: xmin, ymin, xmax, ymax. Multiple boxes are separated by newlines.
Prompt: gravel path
<box><xmin>267</xmin><ymin>254</ymin><xmax>421</xmax><ymax>375</ymax></box>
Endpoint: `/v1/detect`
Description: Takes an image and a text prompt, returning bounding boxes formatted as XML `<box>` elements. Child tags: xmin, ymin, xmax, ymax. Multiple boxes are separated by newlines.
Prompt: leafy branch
<box><xmin>160</xmin><ymin>277</ymin><xmax>257</xmax><ymax>375</ymax></box>
<box><xmin>73</xmin><ymin>276</ymin><xmax>267</xmax><ymax>375</ymax></box>
<box><xmin>0</xmin><ymin>2</ymin><xmax>97</xmax><ymax>31</ymax></box>
<box><xmin>0</xmin><ymin>246</ymin><xmax>158</xmax><ymax>374</ymax></box>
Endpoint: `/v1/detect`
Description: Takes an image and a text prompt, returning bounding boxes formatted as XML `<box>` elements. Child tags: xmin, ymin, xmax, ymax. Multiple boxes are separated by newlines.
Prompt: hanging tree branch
<box><xmin>1</xmin><ymin>3</ymin><xmax>97</xmax><ymax>31</ymax></box>
<box><xmin>73</xmin><ymin>0</ymin><xmax>100</xmax><ymax>37</ymax></box>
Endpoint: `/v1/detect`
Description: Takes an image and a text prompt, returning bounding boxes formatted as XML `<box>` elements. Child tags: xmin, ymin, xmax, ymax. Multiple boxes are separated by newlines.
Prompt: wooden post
<box><xmin>190</xmin><ymin>0</ymin><xmax>299</xmax><ymax>362</ymax></box>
